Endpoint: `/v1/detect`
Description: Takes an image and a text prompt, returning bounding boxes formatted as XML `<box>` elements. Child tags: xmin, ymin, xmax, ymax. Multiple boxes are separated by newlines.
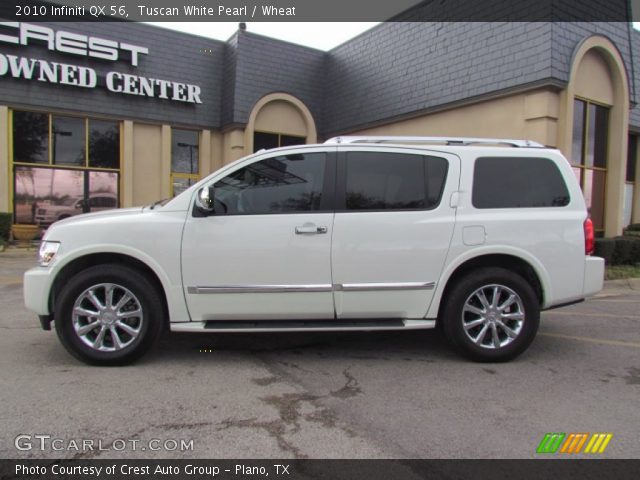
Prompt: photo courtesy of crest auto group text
<box><xmin>0</xmin><ymin>0</ymin><xmax>639</xmax><ymax>478</ymax></box>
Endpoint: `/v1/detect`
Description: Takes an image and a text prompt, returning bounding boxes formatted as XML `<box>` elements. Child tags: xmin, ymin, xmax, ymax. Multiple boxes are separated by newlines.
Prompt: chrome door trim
<box><xmin>187</xmin><ymin>284</ymin><xmax>333</xmax><ymax>294</ymax></box>
<box><xmin>334</xmin><ymin>282</ymin><xmax>436</xmax><ymax>292</ymax></box>
<box><xmin>188</xmin><ymin>282</ymin><xmax>435</xmax><ymax>294</ymax></box>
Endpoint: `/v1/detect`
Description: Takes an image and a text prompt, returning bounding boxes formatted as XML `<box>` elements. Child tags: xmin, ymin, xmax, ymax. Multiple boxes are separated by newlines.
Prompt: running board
<box><xmin>170</xmin><ymin>318</ymin><xmax>436</xmax><ymax>333</ymax></box>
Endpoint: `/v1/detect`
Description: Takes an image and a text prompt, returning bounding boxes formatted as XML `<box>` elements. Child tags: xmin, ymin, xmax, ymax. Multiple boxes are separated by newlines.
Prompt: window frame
<box><xmin>571</xmin><ymin>97</ymin><xmax>610</xmax><ymax>234</ymax></box>
<box><xmin>334</xmin><ymin>150</ymin><xmax>449</xmax><ymax>213</ymax></box>
<box><xmin>195</xmin><ymin>150</ymin><xmax>336</xmax><ymax>217</ymax></box>
<box><xmin>9</xmin><ymin>108</ymin><xmax>122</xmax><ymax>220</ymax></box>
<box><xmin>626</xmin><ymin>134</ymin><xmax>638</xmax><ymax>185</ymax></box>
<box><xmin>253</xmin><ymin>130</ymin><xmax>306</xmax><ymax>153</ymax></box>
<box><xmin>11</xmin><ymin>109</ymin><xmax>121</xmax><ymax>172</ymax></box>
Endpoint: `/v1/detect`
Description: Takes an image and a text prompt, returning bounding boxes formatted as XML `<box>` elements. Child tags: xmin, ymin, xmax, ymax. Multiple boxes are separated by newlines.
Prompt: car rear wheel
<box><xmin>54</xmin><ymin>265</ymin><xmax>164</xmax><ymax>365</ymax></box>
<box><xmin>441</xmin><ymin>267</ymin><xmax>540</xmax><ymax>362</ymax></box>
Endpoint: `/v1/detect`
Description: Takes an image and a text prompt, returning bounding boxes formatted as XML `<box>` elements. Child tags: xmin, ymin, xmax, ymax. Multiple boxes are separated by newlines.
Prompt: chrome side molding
<box><xmin>187</xmin><ymin>285</ymin><xmax>333</xmax><ymax>294</ymax></box>
<box><xmin>187</xmin><ymin>282</ymin><xmax>436</xmax><ymax>294</ymax></box>
<box><xmin>334</xmin><ymin>282</ymin><xmax>436</xmax><ymax>292</ymax></box>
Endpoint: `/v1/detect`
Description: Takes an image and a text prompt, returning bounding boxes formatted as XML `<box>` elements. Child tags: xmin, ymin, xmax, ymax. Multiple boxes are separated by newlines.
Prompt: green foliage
<box><xmin>595</xmin><ymin>236</ymin><xmax>640</xmax><ymax>265</ymax></box>
<box><xmin>625</xmin><ymin>223</ymin><xmax>640</xmax><ymax>232</ymax></box>
<box><xmin>613</xmin><ymin>236</ymin><xmax>635</xmax><ymax>265</ymax></box>
<box><xmin>594</xmin><ymin>238</ymin><xmax>615</xmax><ymax>264</ymax></box>
<box><xmin>0</xmin><ymin>212</ymin><xmax>12</xmax><ymax>241</ymax></box>
<box><xmin>605</xmin><ymin>265</ymin><xmax>640</xmax><ymax>280</ymax></box>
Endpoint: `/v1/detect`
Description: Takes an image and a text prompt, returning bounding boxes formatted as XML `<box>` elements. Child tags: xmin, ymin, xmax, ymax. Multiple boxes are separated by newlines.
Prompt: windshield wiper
<box><xmin>149</xmin><ymin>198</ymin><xmax>168</xmax><ymax>210</ymax></box>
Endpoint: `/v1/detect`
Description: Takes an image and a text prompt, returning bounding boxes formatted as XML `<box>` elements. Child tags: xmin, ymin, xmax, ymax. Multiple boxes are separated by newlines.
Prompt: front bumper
<box><xmin>583</xmin><ymin>256</ymin><xmax>605</xmax><ymax>297</ymax></box>
<box><xmin>23</xmin><ymin>266</ymin><xmax>55</xmax><ymax>316</ymax></box>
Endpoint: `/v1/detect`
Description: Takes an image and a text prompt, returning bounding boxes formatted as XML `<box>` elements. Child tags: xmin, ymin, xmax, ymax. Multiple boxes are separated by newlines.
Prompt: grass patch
<box><xmin>605</xmin><ymin>265</ymin><xmax>640</xmax><ymax>280</ymax></box>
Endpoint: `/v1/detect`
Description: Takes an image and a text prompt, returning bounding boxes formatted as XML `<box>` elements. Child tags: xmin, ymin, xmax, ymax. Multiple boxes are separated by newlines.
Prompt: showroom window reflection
<box><xmin>11</xmin><ymin>109</ymin><xmax>120</xmax><ymax>225</ymax></box>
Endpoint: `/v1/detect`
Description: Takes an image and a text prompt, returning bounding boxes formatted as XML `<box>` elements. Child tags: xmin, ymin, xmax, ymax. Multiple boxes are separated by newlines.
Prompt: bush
<box><xmin>625</xmin><ymin>223</ymin><xmax>640</xmax><ymax>232</ymax></box>
<box><xmin>594</xmin><ymin>238</ymin><xmax>615</xmax><ymax>264</ymax></box>
<box><xmin>613</xmin><ymin>236</ymin><xmax>635</xmax><ymax>265</ymax></box>
<box><xmin>0</xmin><ymin>212</ymin><xmax>11</xmax><ymax>241</ymax></box>
<box><xmin>596</xmin><ymin>236</ymin><xmax>640</xmax><ymax>265</ymax></box>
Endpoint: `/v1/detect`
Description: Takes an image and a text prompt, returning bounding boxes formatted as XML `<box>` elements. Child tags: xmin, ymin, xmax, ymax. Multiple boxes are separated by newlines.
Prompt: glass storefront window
<box><xmin>11</xmin><ymin>110</ymin><xmax>121</xmax><ymax>225</ymax></box>
<box><xmin>13</xmin><ymin>166</ymin><xmax>119</xmax><ymax>226</ymax></box>
<box><xmin>52</xmin><ymin>116</ymin><xmax>85</xmax><ymax>166</ymax></box>
<box><xmin>13</xmin><ymin>111</ymin><xmax>49</xmax><ymax>164</ymax></box>
<box><xmin>171</xmin><ymin>129</ymin><xmax>200</xmax><ymax>196</ymax></box>
<box><xmin>172</xmin><ymin>177</ymin><xmax>198</xmax><ymax>197</ymax></box>
<box><xmin>253</xmin><ymin>131</ymin><xmax>305</xmax><ymax>152</ymax></box>
<box><xmin>172</xmin><ymin>129</ymin><xmax>199</xmax><ymax>174</ymax></box>
<box><xmin>89</xmin><ymin>120</ymin><xmax>120</xmax><ymax>169</ymax></box>
<box><xmin>572</xmin><ymin>99</ymin><xmax>609</xmax><ymax>233</ymax></box>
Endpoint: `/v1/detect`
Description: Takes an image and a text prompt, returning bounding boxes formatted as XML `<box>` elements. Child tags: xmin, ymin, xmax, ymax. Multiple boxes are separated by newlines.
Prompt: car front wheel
<box><xmin>54</xmin><ymin>265</ymin><xmax>164</xmax><ymax>365</ymax></box>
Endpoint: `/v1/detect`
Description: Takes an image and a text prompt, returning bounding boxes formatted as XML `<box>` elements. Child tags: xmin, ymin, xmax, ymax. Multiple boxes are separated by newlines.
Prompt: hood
<box><xmin>47</xmin><ymin>207</ymin><xmax>144</xmax><ymax>229</ymax></box>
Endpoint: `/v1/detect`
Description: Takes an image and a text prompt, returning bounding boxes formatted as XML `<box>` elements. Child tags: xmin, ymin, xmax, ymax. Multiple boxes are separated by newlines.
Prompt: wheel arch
<box><xmin>429</xmin><ymin>251</ymin><xmax>549</xmax><ymax>320</ymax></box>
<box><xmin>50</xmin><ymin>252</ymin><xmax>170</xmax><ymax>329</ymax></box>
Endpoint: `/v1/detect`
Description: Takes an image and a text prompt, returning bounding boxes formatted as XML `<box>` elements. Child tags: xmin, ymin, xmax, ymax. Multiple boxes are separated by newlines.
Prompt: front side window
<box><xmin>342</xmin><ymin>152</ymin><xmax>448</xmax><ymax>211</ymax></box>
<box><xmin>472</xmin><ymin>157</ymin><xmax>570</xmax><ymax>208</ymax></box>
<box><xmin>213</xmin><ymin>153</ymin><xmax>326</xmax><ymax>215</ymax></box>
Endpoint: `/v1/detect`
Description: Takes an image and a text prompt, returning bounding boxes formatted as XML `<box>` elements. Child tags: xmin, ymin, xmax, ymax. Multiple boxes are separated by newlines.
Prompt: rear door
<box><xmin>331</xmin><ymin>147</ymin><xmax>460</xmax><ymax>319</ymax></box>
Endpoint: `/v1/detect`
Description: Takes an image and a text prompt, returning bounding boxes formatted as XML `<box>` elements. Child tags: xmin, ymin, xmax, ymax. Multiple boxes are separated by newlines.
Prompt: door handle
<box><xmin>295</xmin><ymin>224</ymin><xmax>328</xmax><ymax>235</ymax></box>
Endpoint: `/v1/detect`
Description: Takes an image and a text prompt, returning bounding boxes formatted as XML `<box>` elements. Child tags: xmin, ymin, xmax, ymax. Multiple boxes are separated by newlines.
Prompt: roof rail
<box><xmin>324</xmin><ymin>136</ymin><xmax>545</xmax><ymax>148</ymax></box>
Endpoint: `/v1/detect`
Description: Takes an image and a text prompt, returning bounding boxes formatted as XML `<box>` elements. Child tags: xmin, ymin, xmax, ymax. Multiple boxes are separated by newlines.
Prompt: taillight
<box><xmin>584</xmin><ymin>218</ymin><xmax>595</xmax><ymax>256</ymax></box>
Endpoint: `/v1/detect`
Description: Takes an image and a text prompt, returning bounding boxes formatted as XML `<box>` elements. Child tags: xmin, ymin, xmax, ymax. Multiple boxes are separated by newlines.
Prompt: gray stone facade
<box><xmin>1</xmin><ymin>20</ymin><xmax>638</xmax><ymax>134</ymax></box>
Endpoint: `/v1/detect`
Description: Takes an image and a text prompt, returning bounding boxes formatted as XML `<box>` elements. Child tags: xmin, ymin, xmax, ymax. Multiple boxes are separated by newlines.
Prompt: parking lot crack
<box><xmin>216</xmin><ymin>416</ymin><xmax>306</xmax><ymax>458</ymax></box>
<box><xmin>330</xmin><ymin>367</ymin><xmax>362</xmax><ymax>399</ymax></box>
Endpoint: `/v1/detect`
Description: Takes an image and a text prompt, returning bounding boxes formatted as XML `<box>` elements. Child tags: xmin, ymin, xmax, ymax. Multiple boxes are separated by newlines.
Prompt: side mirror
<box><xmin>195</xmin><ymin>185</ymin><xmax>215</xmax><ymax>214</ymax></box>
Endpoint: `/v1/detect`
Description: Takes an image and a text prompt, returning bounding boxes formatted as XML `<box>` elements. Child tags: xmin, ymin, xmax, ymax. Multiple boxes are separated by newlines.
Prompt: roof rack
<box><xmin>324</xmin><ymin>136</ymin><xmax>545</xmax><ymax>148</ymax></box>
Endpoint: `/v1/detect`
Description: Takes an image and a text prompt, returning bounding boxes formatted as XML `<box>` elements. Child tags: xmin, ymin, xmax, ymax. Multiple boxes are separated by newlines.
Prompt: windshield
<box><xmin>61</xmin><ymin>197</ymin><xmax>81</xmax><ymax>206</ymax></box>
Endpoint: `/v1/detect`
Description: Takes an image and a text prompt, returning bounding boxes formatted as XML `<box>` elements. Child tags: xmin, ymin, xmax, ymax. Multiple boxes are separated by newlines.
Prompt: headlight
<box><xmin>38</xmin><ymin>241</ymin><xmax>60</xmax><ymax>267</ymax></box>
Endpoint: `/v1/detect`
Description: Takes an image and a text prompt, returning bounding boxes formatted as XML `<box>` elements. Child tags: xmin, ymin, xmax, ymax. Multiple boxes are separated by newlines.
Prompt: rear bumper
<box><xmin>583</xmin><ymin>256</ymin><xmax>605</xmax><ymax>297</ymax></box>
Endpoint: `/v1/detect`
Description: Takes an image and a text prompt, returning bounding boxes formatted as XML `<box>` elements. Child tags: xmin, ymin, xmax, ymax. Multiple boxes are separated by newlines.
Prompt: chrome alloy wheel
<box><xmin>71</xmin><ymin>283</ymin><xmax>144</xmax><ymax>352</ymax></box>
<box><xmin>461</xmin><ymin>284</ymin><xmax>525</xmax><ymax>349</ymax></box>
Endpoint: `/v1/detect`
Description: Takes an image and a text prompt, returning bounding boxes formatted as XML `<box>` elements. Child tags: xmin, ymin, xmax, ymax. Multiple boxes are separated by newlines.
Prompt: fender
<box><xmin>425</xmin><ymin>245</ymin><xmax>553</xmax><ymax>319</ymax></box>
<box><xmin>48</xmin><ymin>243</ymin><xmax>189</xmax><ymax>323</ymax></box>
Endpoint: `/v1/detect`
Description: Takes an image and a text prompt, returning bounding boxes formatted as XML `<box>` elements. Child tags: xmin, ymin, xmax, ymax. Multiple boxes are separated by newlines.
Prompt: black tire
<box><xmin>54</xmin><ymin>265</ymin><xmax>164</xmax><ymax>366</ymax></box>
<box><xmin>441</xmin><ymin>267</ymin><xmax>540</xmax><ymax>362</ymax></box>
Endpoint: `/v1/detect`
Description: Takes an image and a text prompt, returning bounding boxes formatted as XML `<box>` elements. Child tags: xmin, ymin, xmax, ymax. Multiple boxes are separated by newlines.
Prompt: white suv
<box><xmin>23</xmin><ymin>136</ymin><xmax>604</xmax><ymax>365</ymax></box>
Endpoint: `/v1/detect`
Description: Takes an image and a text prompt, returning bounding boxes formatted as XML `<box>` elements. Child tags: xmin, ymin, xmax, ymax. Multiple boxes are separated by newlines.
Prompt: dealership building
<box><xmin>1</xmin><ymin>19</ymin><xmax>640</xmax><ymax>237</ymax></box>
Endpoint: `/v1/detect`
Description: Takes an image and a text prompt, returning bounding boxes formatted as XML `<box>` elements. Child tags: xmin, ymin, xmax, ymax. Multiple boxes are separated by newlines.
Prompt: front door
<box><xmin>181</xmin><ymin>148</ymin><xmax>336</xmax><ymax>321</ymax></box>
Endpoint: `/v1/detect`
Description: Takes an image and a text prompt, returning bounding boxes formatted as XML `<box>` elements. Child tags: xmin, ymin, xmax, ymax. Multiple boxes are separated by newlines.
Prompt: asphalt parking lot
<box><xmin>1</xmin><ymin>249</ymin><xmax>638</xmax><ymax>459</ymax></box>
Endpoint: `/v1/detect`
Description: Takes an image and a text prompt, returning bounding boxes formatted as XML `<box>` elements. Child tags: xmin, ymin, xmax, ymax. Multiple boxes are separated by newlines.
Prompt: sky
<box><xmin>146</xmin><ymin>22</ymin><xmax>380</xmax><ymax>51</ymax></box>
<box><xmin>149</xmin><ymin>22</ymin><xmax>640</xmax><ymax>51</ymax></box>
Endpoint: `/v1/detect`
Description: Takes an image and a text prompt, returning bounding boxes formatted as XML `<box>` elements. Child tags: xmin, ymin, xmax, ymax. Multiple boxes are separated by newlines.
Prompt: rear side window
<box><xmin>473</xmin><ymin>157</ymin><xmax>570</xmax><ymax>208</ymax></box>
<box><xmin>343</xmin><ymin>152</ymin><xmax>448</xmax><ymax>211</ymax></box>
